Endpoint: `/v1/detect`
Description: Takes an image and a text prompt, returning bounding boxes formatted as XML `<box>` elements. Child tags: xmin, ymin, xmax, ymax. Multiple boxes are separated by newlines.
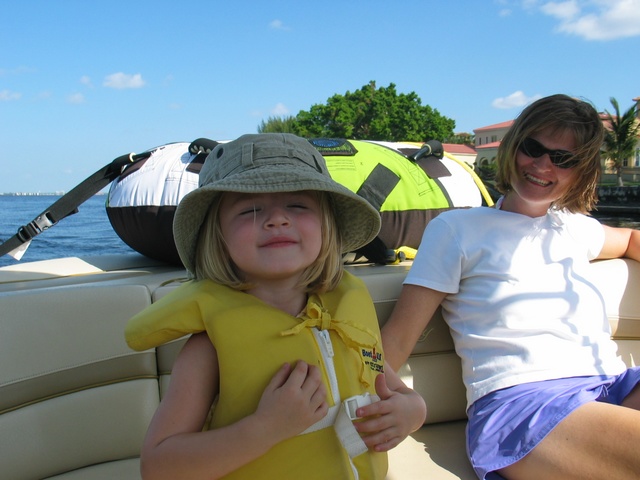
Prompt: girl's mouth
<box><xmin>262</xmin><ymin>237</ymin><xmax>297</xmax><ymax>248</ymax></box>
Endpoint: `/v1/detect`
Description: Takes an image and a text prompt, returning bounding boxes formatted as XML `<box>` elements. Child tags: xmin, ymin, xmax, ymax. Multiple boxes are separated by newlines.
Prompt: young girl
<box><xmin>382</xmin><ymin>94</ymin><xmax>640</xmax><ymax>480</ymax></box>
<box><xmin>126</xmin><ymin>133</ymin><xmax>426</xmax><ymax>479</ymax></box>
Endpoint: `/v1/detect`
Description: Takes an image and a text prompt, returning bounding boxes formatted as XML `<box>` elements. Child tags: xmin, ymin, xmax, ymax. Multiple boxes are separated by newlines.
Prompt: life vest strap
<box><xmin>299</xmin><ymin>393</ymin><xmax>379</xmax><ymax>459</ymax></box>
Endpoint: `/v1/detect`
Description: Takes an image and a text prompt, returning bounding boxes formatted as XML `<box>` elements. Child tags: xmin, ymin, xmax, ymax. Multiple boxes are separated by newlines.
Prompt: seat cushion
<box><xmin>45</xmin><ymin>458</ymin><xmax>141</xmax><ymax>479</ymax></box>
<box><xmin>387</xmin><ymin>421</ymin><xmax>476</xmax><ymax>479</ymax></box>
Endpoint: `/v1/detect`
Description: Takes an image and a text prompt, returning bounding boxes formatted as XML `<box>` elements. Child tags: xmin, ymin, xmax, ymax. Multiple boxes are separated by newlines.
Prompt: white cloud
<box><xmin>494</xmin><ymin>0</ymin><xmax>513</xmax><ymax>15</ymax></box>
<box><xmin>540</xmin><ymin>0</ymin><xmax>640</xmax><ymax>40</ymax></box>
<box><xmin>0</xmin><ymin>89</ymin><xmax>21</xmax><ymax>101</ymax></box>
<box><xmin>521</xmin><ymin>0</ymin><xmax>541</xmax><ymax>10</ymax></box>
<box><xmin>269</xmin><ymin>19</ymin><xmax>290</xmax><ymax>30</ymax></box>
<box><xmin>80</xmin><ymin>75</ymin><xmax>93</xmax><ymax>87</ymax></box>
<box><xmin>271</xmin><ymin>103</ymin><xmax>290</xmax><ymax>116</ymax></box>
<box><xmin>492</xmin><ymin>91</ymin><xmax>542</xmax><ymax>109</ymax></box>
<box><xmin>67</xmin><ymin>93</ymin><xmax>85</xmax><ymax>104</ymax></box>
<box><xmin>540</xmin><ymin>0</ymin><xmax>580</xmax><ymax>20</ymax></box>
<box><xmin>103</xmin><ymin>72</ymin><xmax>145</xmax><ymax>89</ymax></box>
<box><xmin>0</xmin><ymin>65</ymin><xmax>36</xmax><ymax>77</ymax></box>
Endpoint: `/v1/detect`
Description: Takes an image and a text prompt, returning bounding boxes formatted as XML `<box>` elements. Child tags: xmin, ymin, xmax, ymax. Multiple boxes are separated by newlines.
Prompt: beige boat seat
<box><xmin>0</xmin><ymin>257</ymin><xmax>638</xmax><ymax>479</ymax></box>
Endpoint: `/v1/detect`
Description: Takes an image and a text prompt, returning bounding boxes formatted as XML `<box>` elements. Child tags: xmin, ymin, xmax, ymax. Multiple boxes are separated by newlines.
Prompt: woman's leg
<box><xmin>621</xmin><ymin>383</ymin><xmax>640</xmax><ymax>409</ymax></box>
<box><xmin>498</xmin><ymin>401</ymin><xmax>640</xmax><ymax>480</ymax></box>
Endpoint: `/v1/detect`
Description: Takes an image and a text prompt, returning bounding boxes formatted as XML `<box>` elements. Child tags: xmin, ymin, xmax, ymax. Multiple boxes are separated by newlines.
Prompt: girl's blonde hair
<box><xmin>495</xmin><ymin>94</ymin><xmax>605</xmax><ymax>213</ymax></box>
<box><xmin>194</xmin><ymin>191</ymin><xmax>344</xmax><ymax>294</ymax></box>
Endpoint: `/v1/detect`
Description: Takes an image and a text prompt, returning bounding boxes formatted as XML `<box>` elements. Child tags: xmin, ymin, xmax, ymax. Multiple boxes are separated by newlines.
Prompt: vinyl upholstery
<box><xmin>1</xmin><ymin>257</ymin><xmax>638</xmax><ymax>479</ymax></box>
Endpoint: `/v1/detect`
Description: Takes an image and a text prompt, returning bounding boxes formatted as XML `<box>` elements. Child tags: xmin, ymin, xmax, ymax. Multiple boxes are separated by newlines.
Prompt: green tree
<box><xmin>293</xmin><ymin>81</ymin><xmax>455</xmax><ymax>142</ymax></box>
<box><xmin>446</xmin><ymin>132</ymin><xmax>475</xmax><ymax>145</ymax></box>
<box><xmin>602</xmin><ymin>97</ymin><xmax>640</xmax><ymax>186</ymax></box>
<box><xmin>257</xmin><ymin>115</ymin><xmax>298</xmax><ymax>133</ymax></box>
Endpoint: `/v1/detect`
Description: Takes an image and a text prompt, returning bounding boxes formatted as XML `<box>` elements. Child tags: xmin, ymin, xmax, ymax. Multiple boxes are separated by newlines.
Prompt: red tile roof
<box><xmin>443</xmin><ymin>143</ymin><xmax>476</xmax><ymax>154</ymax></box>
<box><xmin>476</xmin><ymin>141</ymin><xmax>501</xmax><ymax>149</ymax></box>
<box><xmin>474</xmin><ymin>120</ymin><xmax>513</xmax><ymax>132</ymax></box>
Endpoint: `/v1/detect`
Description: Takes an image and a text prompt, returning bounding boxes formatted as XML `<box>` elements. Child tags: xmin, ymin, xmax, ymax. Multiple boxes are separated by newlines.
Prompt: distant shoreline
<box><xmin>1</xmin><ymin>192</ymin><xmax>637</xmax><ymax>216</ymax></box>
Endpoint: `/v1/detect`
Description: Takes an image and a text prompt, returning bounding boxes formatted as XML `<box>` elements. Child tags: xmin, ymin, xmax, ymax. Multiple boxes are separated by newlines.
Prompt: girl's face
<box><xmin>218</xmin><ymin>191</ymin><xmax>323</xmax><ymax>286</ymax></box>
<box><xmin>503</xmin><ymin>128</ymin><xmax>579</xmax><ymax>217</ymax></box>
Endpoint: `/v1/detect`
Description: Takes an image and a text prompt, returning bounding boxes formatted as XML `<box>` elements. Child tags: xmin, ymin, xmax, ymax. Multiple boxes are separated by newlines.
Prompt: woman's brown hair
<box><xmin>495</xmin><ymin>94</ymin><xmax>605</xmax><ymax>213</ymax></box>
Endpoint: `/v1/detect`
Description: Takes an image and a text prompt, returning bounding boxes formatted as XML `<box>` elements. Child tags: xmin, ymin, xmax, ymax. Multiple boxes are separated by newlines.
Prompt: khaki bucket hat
<box><xmin>173</xmin><ymin>133</ymin><xmax>381</xmax><ymax>273</ymax></box>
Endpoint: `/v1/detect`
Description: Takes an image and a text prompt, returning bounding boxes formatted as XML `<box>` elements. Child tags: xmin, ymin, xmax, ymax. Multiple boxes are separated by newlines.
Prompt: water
<box><xmin>591</xmin><ymin>212</ymin><xmax>640</xmax><ymax>229</ymax></box>
<box><xmin>0</xmin><ymin>195</ymin><xmax>135</xmax><ymax>268</ymax></box>
<box><xmin>0</xmin><ymin>195</ymin><xmax>639</xmax><ymax>269</ymax></box>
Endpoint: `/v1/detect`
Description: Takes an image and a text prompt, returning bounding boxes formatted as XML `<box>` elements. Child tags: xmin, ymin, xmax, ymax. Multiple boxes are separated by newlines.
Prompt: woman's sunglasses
<box><xmin>518</xmin><ymin>137</ymin><xmax>579</xmax><ymax>169</ymax></box>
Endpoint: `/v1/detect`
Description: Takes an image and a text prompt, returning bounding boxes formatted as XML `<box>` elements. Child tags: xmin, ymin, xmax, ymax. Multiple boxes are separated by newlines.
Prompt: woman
<box><xmin>382</xmin><ymin>94</ymin><xmax>640</xmax><ymax>479</ymax></box>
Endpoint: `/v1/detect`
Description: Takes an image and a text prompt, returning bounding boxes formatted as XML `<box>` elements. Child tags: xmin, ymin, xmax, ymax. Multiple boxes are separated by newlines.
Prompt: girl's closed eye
<box><xmin>288</xmin><ymin>202</ymin><xmax>310</xmax><ymax>210</ymax></box>
<box><xmin>239</xmin><ymin>206</ymin><xmax>259</xmax><ymax>216</ymax></box>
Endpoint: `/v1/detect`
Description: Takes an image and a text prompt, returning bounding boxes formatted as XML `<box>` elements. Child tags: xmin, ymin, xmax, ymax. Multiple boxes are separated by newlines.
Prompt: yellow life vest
<box><xmin>126</xmin><ymin>271</ymin><xmax>388</xmax><ymax>479</ymax></box>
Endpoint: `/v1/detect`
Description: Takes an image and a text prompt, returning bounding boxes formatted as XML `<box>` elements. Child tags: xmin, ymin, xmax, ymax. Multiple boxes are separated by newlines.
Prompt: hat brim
<box><xmin>173</xmin><ymin>164</ymin><xmax>381</xmax><ymax>273</ymax></box>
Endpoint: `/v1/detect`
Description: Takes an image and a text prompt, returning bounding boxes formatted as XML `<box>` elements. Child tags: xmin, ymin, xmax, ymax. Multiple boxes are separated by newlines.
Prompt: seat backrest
<box><xmin>0</xmin><ymin>284</ymin><xmax>157</xmax><ymax>479</ymax></box>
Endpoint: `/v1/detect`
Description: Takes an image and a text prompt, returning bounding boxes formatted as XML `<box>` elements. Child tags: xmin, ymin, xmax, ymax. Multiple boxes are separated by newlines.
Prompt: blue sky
<box><xmin>1</xmin><ymin>0</ymin><xmax>639</xmax><ymax>193</ymax></box>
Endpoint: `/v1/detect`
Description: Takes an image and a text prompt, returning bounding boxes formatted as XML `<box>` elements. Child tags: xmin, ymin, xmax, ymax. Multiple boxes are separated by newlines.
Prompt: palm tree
<box><xmin>602</xmin><ymin>97</ymin><xmax>640</xmax><ymax>186</ymax></box>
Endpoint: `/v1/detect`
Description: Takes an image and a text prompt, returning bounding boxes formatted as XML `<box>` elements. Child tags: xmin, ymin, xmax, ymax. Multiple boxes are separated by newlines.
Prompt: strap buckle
<box><xmin>344</xmin><ymin>392</ymin><xmax>380</xmax><ymax>420</ymax></box>
<box><xmin>17</xmin><ymin>213</ymin><xmax>55</xmax><ymax>242</ymax></box>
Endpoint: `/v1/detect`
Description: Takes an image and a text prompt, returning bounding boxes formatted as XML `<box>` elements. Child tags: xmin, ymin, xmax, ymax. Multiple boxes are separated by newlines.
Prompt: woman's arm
<box><xmin>597</xmin><ymin>225</ymin><xmax>640</xmax><ymax>262</ymax></box>
<box><xmin>141</xmin><ymin>332</ymin><xmax>328</xmax><ymax>480</ymax></box>
<box><xmin>381</xmin><ymin>284</ymin><xmax>448</xmax><ymax>370</ymax></box>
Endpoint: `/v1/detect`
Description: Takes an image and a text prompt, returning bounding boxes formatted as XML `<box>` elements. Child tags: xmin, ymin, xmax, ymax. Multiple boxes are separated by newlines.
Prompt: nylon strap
<box><xmin>355</xmin><ymin>163</ymin><xmax>400</xmax><ymax>211</ymax></box>
<box><xmin>0</xmin><ymin>151</ymin><xmax>153</xmax><ymax>259</ymax></box>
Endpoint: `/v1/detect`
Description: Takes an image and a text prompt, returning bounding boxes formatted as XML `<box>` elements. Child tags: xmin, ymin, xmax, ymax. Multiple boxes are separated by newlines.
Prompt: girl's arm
<box><xmin>141</xmin><ymin>332</ymin><xmax>328</xmax><ymax>480</ymax></box>
<box><xmin>597</xmin><ymin>225</ymin><xmax>640</xmax><ymax>262</ymax></box>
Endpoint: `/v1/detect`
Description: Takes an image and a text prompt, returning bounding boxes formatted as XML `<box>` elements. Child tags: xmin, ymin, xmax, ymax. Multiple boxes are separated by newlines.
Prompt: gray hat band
<box><xmin>206</xmin><ymin>142</ymin><xmax>326</xmax><ymax>186</ymax></box>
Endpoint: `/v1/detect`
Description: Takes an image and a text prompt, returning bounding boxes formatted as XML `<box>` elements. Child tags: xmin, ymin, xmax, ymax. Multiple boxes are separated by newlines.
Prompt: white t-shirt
<box><xmin>405</xmin><ymin>205</ymin><xmax>627</xmax><ymax>407</ymax></box>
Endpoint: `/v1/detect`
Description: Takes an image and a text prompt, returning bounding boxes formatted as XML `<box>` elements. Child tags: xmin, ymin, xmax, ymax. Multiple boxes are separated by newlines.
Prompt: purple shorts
<box><xmin>466</xmin><ymin>367</ymin><xmax>640</xmax><ymax>480</ymax></box>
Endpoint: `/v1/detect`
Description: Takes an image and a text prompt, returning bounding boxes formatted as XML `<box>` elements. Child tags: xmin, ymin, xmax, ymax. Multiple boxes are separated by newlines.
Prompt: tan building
<box><xmin>472</xmin><ymin>120</ymin><xmax>513</xmax><ymax>167</ymax></box>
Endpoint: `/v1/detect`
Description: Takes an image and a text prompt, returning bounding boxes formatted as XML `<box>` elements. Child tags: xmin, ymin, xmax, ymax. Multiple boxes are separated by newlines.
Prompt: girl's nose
<box><xmin>265</xmin><ymin>206</ymin><xmax>290</xmax><ymax>227</ymax></box>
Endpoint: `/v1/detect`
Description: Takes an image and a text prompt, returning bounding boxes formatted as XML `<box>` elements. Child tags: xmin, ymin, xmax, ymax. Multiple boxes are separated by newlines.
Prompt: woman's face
<box><xmin>502</xmin><ymin>128</ymin><xmax>579</xmax><ymax>217</ymax></box>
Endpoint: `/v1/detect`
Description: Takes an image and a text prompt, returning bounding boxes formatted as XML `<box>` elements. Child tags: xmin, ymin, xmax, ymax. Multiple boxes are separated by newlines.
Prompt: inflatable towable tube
<box><xmin>106</xmin><ymin>138</ymin><xmax>487</xmax><ymax>265</ymax></box>
<box><xmin>106</xmin><ymin>139</ymin><xmax>217</xmax><ymax>265</ymax></box>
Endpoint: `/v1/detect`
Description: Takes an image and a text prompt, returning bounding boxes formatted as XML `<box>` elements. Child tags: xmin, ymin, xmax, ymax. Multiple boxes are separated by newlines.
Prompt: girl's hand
<box><xmin>353</xmin><ymin>372</ymin><xmax>427</xmax><ymax>452</ymax></box>
<box><xmin>254</xmin><ymin>361</ymin><xmax>328</xmax><ymax>443</ymax></box>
